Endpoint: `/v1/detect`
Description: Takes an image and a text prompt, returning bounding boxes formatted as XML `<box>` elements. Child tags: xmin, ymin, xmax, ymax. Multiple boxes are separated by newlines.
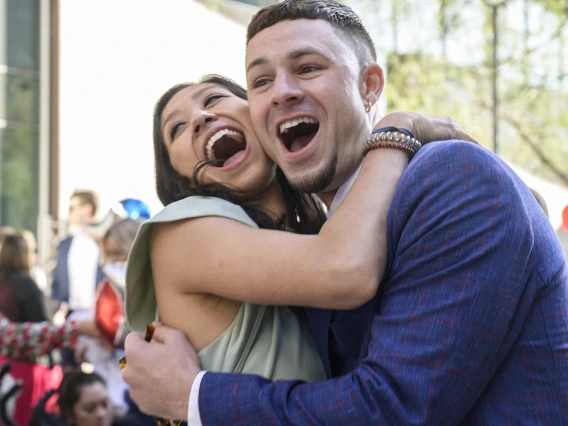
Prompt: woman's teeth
<box><xmin>206</xmin><ymin>129</ymin><xmax>244</xmax><ymax>162</ymax></box>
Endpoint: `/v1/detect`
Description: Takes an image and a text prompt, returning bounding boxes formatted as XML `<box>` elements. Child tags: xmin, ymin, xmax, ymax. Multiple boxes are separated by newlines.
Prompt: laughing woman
<box><xmin>125</xmin><ymin>75</ymin><xmax>463</xmax><ymax>383</ymax></box>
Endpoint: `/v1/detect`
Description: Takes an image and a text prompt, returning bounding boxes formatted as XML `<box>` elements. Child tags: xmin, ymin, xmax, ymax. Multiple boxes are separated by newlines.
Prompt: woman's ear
<box><xmin>360</xmin><ymin>63</ymin><xmax>384</xmax><ymax>108</ymax></box>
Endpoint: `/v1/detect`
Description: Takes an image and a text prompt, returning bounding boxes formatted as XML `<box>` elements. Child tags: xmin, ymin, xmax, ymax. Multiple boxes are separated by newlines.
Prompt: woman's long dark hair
<box><xmin>0</xmin><ymin>233</ymin><xmax>30</xmax><ymax>281</ymax></box>
<box><xmin>57</xmin><ymin>371</ymin><xmax>107</xmax><ymax>422</ymax></box>
<box><xmin>153</xmin><ymin>74</ymin><xmax>326</xmax><ymax>233</ymax></box>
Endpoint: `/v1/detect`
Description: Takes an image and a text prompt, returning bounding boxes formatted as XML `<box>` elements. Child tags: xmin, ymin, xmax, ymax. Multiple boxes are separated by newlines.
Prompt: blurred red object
<box><xmin>95</xmin><ymin>278</ymin><xmax>124</xmax><ymax>347</ymax></box>
<box><xmin>562</xmin><ymin>205</ymin><xmax>568</xmax><ymax>231</ymax></box>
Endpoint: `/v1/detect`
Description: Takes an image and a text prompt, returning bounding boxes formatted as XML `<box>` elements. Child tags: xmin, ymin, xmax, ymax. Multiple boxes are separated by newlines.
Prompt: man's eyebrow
<box><xmin>289</xmin><ymin>47</ymin><xmax>327</xmax><ymax>60</ymax></box>
<box><xmin>246</xmin><ymin>48</ymin><xmax>328</xmax><ymax>74</ymax></box>
<box><xmin>246</xmin><ymin>57</ymin><xmax>267</xmax><ymax>74</ymax></box>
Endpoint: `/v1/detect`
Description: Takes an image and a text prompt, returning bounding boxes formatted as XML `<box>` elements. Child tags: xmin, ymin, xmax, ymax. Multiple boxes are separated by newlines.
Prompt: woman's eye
<box><xmin>84</xmin><ymin>404</ymin><xmax>97</xmax><ymax>413</ymax></box>
<box><xmin>204</xmin><ymin>94</ymin><xmax>225</xmax><ymax>107</ymax></box>
<box><xmin>170</xmin><ymin>122</ymin><xmax>185</xmax><ymax>140</ymax></box>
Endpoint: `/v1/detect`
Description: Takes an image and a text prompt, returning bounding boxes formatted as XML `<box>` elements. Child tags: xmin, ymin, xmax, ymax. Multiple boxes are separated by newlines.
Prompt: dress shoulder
<box><xmin>125</xmin><ymin>196</ymin><xmax>257</xmax><ymax>332</ymax></box>
<box><xmin>144</xmin><ymin>196</ymin><xmax>258</xmax><ymax>229</ymax></box>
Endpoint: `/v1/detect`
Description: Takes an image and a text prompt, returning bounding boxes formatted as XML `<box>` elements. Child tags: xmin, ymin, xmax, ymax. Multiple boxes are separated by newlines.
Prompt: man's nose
<box><xmin>271</xmin><ymin>74</ymin><xmax>304</xmax><ymax>107</ymax></box>
<box><xmin>193</xmin><ymin>111</ymin><xmax>217</xmax><ymax>135</ymax></box>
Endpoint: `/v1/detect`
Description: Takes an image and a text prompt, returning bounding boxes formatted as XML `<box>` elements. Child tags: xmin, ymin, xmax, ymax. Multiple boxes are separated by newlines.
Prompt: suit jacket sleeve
<box><xmin>50</xmin><ymin>238</ymin><xmax>71</xmax><ymax>302</ymax></box>
<box><xmin>197</xmin><ymin>141</ymin><xmax>538</xmax><ymax>425</ymax></box>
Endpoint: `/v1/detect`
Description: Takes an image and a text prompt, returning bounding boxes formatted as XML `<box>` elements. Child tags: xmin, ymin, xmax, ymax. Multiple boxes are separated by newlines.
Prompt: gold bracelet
<box><xmin>363</xmin><ymin>131</ymin><xmax>422</xmax><ymax>156</ymax></box>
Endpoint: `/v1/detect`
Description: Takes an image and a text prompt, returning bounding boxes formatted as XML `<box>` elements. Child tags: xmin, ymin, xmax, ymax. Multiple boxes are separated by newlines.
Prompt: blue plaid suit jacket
<box><xmin>198</xmin><ymin>141</ymin><xmax>568</xmax><ymax>425</ymax></box>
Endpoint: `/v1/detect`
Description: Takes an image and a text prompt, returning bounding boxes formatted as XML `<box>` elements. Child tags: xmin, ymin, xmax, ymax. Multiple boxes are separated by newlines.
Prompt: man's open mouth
<box><xmin>205</xmin><ymin>128</ymin><xmax>247</xmax><ymax>168</ymax></box>
<box><xmin>278</xmin><ymin>117</ymin><xmax>319</xmax><ymax>153</ymax></box>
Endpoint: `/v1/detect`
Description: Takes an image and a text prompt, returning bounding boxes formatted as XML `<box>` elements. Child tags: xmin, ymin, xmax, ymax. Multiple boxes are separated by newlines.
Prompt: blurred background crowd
<box><xmin>0</xmin><ymin>190</ymin><xmax>155</xmax><ymax>425</ymax></box>
<box><xmin>0</xmin><ymin>0</ymin><xmax>567</xmax><ymax>424</ymax></box>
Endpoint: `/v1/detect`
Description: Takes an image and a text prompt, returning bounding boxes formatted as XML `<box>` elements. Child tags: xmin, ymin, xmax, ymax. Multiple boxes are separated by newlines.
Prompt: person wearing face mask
<box><xmin>31</xmin><ymin>219</ymin><xmax>153</xmax><ymax>426</ymax></box>
<box><xmin>70</xmin><ymin>218</ymin><xmax>145</xmax><ymax>419</ymax></box>
<box><xmin>78</xmin><ymin>199</ymin><xmax>151</xmax><ymax>350</ymax></box>
<box><xmin>95</xmin><ymin>218</ymin><xmax>144</xmax><ymax>349</ymax></box>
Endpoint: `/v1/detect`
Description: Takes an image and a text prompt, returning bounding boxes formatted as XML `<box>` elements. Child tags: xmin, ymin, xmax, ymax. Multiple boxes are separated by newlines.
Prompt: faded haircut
<box><xmin>246</xmin><ymin>0</ymin><xmax>377</xmax><ymax>68</ymax></box>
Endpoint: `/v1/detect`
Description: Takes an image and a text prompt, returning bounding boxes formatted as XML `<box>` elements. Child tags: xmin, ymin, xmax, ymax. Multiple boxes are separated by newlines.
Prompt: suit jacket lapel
<box><xmin>304</xmin><ymin>307</ymin><xmax>333</xmax><ymax>377</ymax></box>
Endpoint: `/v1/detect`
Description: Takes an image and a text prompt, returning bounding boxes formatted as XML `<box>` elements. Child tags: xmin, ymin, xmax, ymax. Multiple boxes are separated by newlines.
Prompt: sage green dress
<box><xmin>125</xmin><ymin>196</ymin><xmax>327</xmax><ymax>382</ymax></box>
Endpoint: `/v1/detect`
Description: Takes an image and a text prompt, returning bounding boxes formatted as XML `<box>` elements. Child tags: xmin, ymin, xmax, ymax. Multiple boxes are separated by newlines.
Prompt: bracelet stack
<box><xmin>363</xmin><ymin>131</ymin><xmax>422</xmax><ymax>157</ymax></box>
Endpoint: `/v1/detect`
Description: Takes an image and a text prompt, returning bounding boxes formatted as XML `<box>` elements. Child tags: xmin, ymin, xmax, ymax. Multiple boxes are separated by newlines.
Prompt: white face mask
<box><xmin>102</xmin><ymin>262</ymin><xmax>127</xmax><ymax>288</ymax></box>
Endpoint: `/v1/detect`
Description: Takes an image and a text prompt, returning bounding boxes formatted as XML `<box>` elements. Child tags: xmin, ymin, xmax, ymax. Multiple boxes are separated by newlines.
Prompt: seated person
<box><xmin>31</xmin><ymin>371</ymin><xmax>154</xmax><ymax>426</ymax></box>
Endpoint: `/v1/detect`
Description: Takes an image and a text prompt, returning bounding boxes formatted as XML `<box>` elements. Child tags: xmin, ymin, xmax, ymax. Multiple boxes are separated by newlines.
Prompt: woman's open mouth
<box><xmin>205</xmin><ymin>128</ymin><xmax>247</xmax><ymax>168</ymax></box>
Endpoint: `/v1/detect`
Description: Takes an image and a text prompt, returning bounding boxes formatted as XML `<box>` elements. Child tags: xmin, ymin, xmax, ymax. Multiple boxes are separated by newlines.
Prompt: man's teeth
<box><xmin>206</xmin><ymin>129</ymin><xmax>243</xmax><ymax>162</ymax></box>
<box><xmin>279</xmin><ymin>117</ymin><xmax>318</xmax><ymax>134</ymax></box>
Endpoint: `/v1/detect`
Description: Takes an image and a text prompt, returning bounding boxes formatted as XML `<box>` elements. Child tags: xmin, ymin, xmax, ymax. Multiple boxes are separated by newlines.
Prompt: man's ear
<box><xmin>360</xmin><ymin>63</ymin><xmax>384</xmax><ymax>107</ymax></box>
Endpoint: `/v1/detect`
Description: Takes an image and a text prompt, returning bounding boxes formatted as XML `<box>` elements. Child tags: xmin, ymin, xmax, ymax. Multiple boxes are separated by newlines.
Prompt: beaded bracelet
<box><xmin>372</xmin><ymin>126</ymin><xmax>415</xmax><ymax>139</ymax></box>
<box><xmin>363</xmin><ymin>131</ymin><xmax>422</xmax><ymax>157</ymax></box>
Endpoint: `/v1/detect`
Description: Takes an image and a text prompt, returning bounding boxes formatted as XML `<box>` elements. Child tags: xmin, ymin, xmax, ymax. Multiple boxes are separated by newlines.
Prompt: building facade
<box><xmin>0</xmin><ymin>0</ymin><xmax>43</xmax><ymax>235</ymax></box>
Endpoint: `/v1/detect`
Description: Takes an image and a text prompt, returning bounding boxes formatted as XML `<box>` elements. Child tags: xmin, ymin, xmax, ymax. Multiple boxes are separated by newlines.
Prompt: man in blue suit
<box><xmin>123</xmin><ymin>1</ymin><xmax>568</xmax><ymax>423</ymax></box>
<box><xmin>51</xmin><ymin>189</ymin><xmax>104</xmax><ymax>369</ymax></box>
<box><xmin>51</xmin><ymin>189</ymin><xmax>104</xmax><ymax>312</ymax></box>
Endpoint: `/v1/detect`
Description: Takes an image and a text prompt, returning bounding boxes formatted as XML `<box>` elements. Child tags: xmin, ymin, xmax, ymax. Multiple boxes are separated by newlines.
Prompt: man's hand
<box><xmin>122</xmin><ymin>322</ymin><xmax>201</xmax><ymax>420</ymax></box>
<box><xmin>52</xmin><ymin>303</ymin><xmax>69</xmax><ymax>325</ymax></box>
<box><xmin>375</xmin><ymin>112</ymin><xmax>478</xmax><ymax>145</ymax></box>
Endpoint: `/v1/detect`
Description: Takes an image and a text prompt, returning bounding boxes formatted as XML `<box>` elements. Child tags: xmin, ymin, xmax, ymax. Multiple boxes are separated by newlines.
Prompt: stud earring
<box><xmin>365</xmin><ymin>102</ymin><xmax>371</xmax><ymax>113</ymax></box>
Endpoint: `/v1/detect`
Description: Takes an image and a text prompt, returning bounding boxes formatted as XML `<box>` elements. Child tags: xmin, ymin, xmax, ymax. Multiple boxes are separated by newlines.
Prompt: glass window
<box><xmin>4</xmin><ymin>0</ymin><xmax>40</xmax><ymax>71</ymax></box>
<box><xmin>0</xmin><ymin>72</ymin><xmax>40</xmax><ymax>124</ymax></box>
<box><xmin>0</xmin><ymin>126</ymin><xmax>39</xmax><ymax>233</ymax></box>
<box><xmin>0</xmin><ymin>0</ymin><xmax>41</xmax><ymax>234</ymax></box>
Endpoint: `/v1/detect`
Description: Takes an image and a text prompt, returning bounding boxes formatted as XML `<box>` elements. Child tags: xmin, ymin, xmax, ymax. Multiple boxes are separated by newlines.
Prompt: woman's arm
<box><xmin>151</xmin><ymin>114</ymin><xmax>471</xmax><ymax>310</ymax></box>
<box><xmin>0</xmin><ymin>312</ymin><xmax>80</xmax><ymax>359</ymax></box>
<box><xmin>151</xmin><ymin>148</ymin><xmax>404</xmax><ymax>311</ymax></box>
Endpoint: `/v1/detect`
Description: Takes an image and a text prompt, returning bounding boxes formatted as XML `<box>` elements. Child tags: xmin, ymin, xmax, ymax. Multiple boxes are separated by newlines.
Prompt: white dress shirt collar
<box><xmin>328</xmin><ymin>161</ymin><xmax>363</xmax><ymax>216</ymax></box>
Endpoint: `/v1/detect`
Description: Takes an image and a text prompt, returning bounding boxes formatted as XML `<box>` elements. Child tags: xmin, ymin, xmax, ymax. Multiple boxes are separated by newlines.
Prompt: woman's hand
<box><xmin>374</xmin><ymin>112</ymin><xmax>478</xmax><ymax>145</ymax></box>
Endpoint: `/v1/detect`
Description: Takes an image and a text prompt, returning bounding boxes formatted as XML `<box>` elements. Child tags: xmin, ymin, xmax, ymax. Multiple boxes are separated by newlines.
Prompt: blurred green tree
<box><xmin>356</xmin><ymin>0</ymin><xmax>568</xmax><ymax>184</ymax></box>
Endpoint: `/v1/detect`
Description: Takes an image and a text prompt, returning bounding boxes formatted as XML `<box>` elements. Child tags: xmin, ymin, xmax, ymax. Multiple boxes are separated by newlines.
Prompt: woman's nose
<box><xmin>95</xmin><ymin>406</ymin><xmax>109</xmax><ymax>420</ymax></box>
<box><xmin>193</xmin><ymin>111</ymin><xmax>217</xmax><ymax>135</ymax></box>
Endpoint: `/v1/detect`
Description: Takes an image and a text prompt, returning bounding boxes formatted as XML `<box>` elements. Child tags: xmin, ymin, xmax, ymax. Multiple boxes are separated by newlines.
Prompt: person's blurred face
<box><xmin>160</xmin><ymin>83</ymin><xmax>278</xmax><ymax>201</ymax></box>
<box><xmin>246</xmin><ymin>19</ymin><xmax>380</xmax><ymax>195</ymax></box>
<box><xmin>69</xmin><ymin>382</ymin><xmax>113</xmax><ymax>426</ymax></box>
<box><xmin>101</xmin><ymin>237</ymin><xmax>128</xmax><ymax>264</ymax></box>
<box><xmin>68</xmin><ymin>196</ymin><xmax>95</xmax><ymax>226</ymax></box>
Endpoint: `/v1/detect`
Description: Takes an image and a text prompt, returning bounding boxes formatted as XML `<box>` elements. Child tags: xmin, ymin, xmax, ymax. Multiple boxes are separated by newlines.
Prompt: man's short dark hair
<box><xmin>71</xmin><ymin>189</ymin><xmax>99</xmax><ymax>216</ymax></box>
<box><xmin>247</xmin><ymin>0</ymin><xmax>377</xmax><ymax>68</ymax></box>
